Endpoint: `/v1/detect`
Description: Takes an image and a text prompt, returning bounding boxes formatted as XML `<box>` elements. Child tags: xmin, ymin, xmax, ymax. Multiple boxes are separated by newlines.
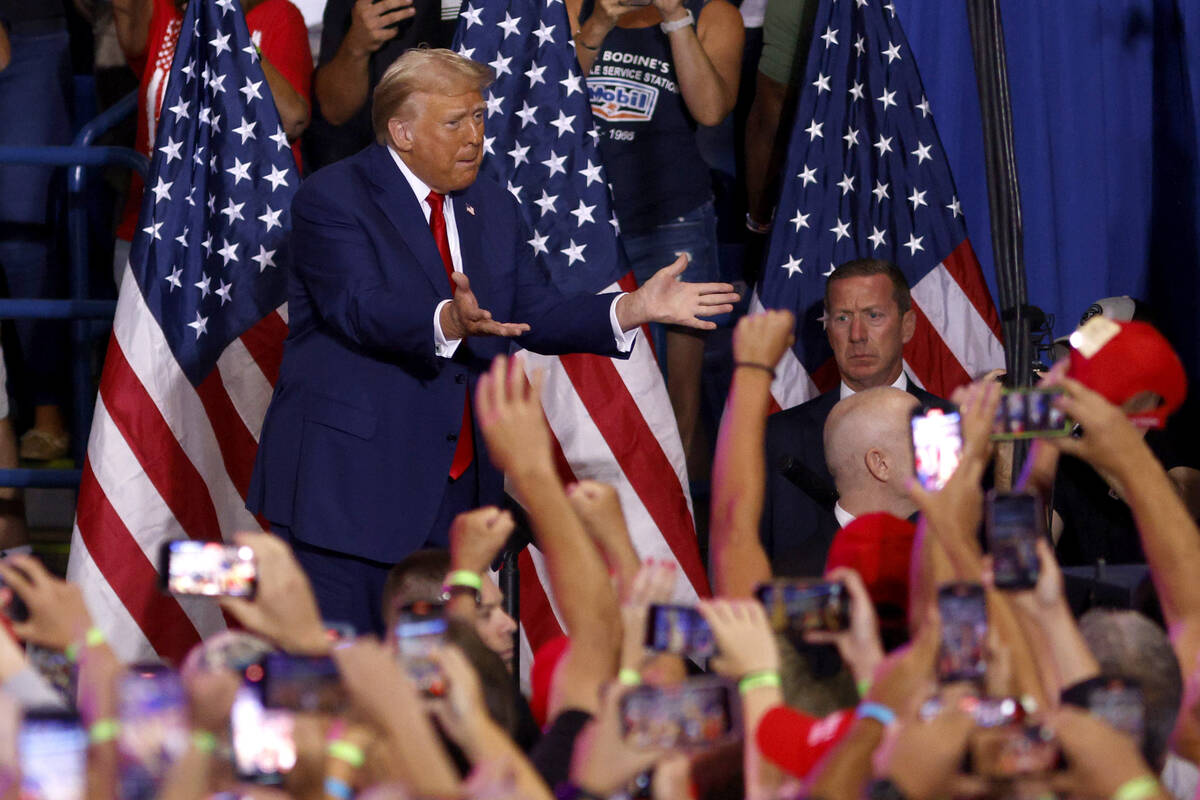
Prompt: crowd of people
<box><xmin>0</xmin><ymin>309</ymin><xmax>1195</xmax><ymax>799</ymax></box>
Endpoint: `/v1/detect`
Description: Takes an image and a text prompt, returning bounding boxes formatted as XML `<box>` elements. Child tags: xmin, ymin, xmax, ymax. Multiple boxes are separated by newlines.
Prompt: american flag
<box><xmin>756</xmin><ymin>0</ymin><xmax>1004</xmax><ymax>407</ymax></box>
<box><xmin>454</xmin><ymin>0</ymin><xmax>710</xmax><ymax>664</ymax></box>
<box><xmin>67</xmin><ymin>0</ymin><xmax>294</xmax><ymax>664</ymax></box>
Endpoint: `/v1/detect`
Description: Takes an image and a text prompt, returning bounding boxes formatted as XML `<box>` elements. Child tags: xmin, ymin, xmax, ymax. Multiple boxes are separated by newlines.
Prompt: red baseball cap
<box><xmin>824</xmin><ymin>512</ymin><xmax>916</xmax><ymax>626</ymax></box>
<box><xmin>1067</xmin><ymin>317</ymin><xmax>1187</xmax><ymax>429</ymax></box>
<box><xmin>756</xmin><ymin>706</ymin><xmax>855</xmax><ymax>778</ymax></box>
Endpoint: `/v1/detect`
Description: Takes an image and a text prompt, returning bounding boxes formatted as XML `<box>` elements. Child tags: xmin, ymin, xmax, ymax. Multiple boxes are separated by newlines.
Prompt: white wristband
<box><xmin>660</xmin><ymin>9</ymin><xmax>694</xmax><ymax>33</ymax></box>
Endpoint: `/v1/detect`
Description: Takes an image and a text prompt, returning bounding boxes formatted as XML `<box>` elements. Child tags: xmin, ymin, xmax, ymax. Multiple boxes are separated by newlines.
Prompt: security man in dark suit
<box><xmin>761</xmin><ymin>258</ymin><xmax>949</xmax><ymax>577</ymax></box>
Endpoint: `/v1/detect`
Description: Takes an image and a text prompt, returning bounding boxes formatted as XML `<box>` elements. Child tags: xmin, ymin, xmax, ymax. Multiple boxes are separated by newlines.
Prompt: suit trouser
<box><xmin>273</xmin><ymin>456</ymin><xmax>481</xmax><ymax>636</ymax></box>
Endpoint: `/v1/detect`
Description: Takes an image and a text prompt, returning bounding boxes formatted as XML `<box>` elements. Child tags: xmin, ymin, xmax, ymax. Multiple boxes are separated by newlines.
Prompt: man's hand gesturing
<box><xmin>440</xmin><ymin>273</ymin><xmax>531</xmax><ymax>341</ymax></box>
<box><xmin>616</xmin><ymin>255</ymin><xmax>740</xmax><ymax>331</ymax></box>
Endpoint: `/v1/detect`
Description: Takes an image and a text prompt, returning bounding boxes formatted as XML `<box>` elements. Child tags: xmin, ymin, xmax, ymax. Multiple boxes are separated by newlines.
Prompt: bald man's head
<box><xmin>824</xmin><ymin>388</ymin><xmax>919</xmax><ymax>515</ymax></box>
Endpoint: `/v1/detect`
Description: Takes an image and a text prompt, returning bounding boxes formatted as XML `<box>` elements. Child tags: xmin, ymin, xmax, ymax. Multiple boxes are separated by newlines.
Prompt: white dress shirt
<box><xmin>839</xmin><ymin>370</ymin><xmax>909</xmax><ymax>400</ymax></box>
<box><xmin>833</xmin><ymin>501</ymin><xmax>855</xmax><ymax>529</ymax></box>
<box><xmin>387</xmin><ymin>148</ymin><xmax>636</xmax><ymax>358</ymax></box>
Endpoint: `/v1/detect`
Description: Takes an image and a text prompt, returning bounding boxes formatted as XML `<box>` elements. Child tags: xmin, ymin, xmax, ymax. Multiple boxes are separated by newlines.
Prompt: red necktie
<box><xmin>427</xmin><ymin>191</ymin><xmax>474</xmax><ymax>480</ymax></box>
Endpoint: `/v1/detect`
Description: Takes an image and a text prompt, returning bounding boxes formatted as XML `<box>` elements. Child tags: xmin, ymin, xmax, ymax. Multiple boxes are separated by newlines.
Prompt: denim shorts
<box><xmin>622</xmin><ymin>200</ymin><xmax>721</xmax><ymax>288</ymax></box>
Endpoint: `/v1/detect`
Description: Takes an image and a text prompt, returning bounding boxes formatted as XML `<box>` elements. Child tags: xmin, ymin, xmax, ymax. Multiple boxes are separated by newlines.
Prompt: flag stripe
<box><xmin>98</xmin><ymin>336</ymin><xmax>224</xmax><ymax>544</ymax></box>
<box><xmin>85</xmin><ymin>396</ymin><xmax>230</xmax><ymax>640</ymax></box>
<box><xmin>216</xmin><ymin>336</ymin><xmax>274</xmax><ymax>442</ymax></box>
<box><xmin>905</xmin><ymin>303</ymin><xmax>972</xmax><ymax>391</ymax></box>
<box><xmin>239</xmin><ymin>309</ymin><xmax>287</xmax><ymax>386</ymax></box>
<box><xmin>912</xmin><ymin>260</ymin><xmax>1007</xmax><ymax>380</ymax></box>
<box><xmin>113</xmin><ymin>277</ymin><xmax>262</xmax><ymax>535</ymax></box>
<box><xmin>557</xmin><ymin>353</ymin><xmax>710</xmax><ymax>596</ymax></box>
<box><xmin>523</xmin><ymin>352</ymin><xmax>701</xmax><ymax>601</ymax></box>
<box><xmin>941</xmin><ymin>239</ymin><xmax>1003</xmax><ymax>339</ymax></box>
<box><xmin>66</xmin><ymin>531</ymin><xmax>156</xmax><ymax>663</ymax></box>
<box><xmin>75</xmin><ymin>459</ymin><xmax>204</xmax><ymax>664</ymax></box>
<box><xmin>194</xmin><ymin>370</ymin><xmax>260</xmax><ymax>497</ymax></box>
<box><xmin>519</xmin><ymin>548</ymin><xmax>565</xmax><ymax>653</ymax></box>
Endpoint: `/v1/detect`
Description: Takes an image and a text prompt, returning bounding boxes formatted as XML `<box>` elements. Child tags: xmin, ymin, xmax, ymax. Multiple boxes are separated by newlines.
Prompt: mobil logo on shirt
<box><xmin>589</xmin><ymin>78</ymin><xmax>659</xmax><ymax>123</ymax></box>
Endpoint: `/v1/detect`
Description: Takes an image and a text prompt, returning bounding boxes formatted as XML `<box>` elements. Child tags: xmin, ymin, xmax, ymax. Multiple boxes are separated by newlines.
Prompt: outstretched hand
<box><xmin>440</xmin><ymin>273</ymin><xmax>532</xmax><ymax>341</ymax></box>
<box><xmin>616</xmin><ymin>255</ymin><xmax>740</xmax><ymax>331</ymax></box>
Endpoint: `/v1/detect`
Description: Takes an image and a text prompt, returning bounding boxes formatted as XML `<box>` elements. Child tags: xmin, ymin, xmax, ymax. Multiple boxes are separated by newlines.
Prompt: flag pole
<box><xmin>965</xmin><ymin>0</ymin><xmax>1030</xmax><ymax>468</ymax></box>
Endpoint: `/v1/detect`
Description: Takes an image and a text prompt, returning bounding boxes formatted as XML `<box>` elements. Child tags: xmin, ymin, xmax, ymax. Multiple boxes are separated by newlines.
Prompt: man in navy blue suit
<box><xmin>246</xmin><ymin>48</ymin><xmax>737</xmax><ymax>633</ymax></box>
<box><xmin>760</xmin><ymin>259</ymin><xmax>949</xmax><ymax>577</ymax></box>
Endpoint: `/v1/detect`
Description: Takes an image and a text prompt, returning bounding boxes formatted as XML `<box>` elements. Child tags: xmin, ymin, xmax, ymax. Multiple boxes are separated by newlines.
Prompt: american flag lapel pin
<box><xmin>466</xmin><ymin>204</ymin><xmax>476</xmax><ymax>215</ymax></box>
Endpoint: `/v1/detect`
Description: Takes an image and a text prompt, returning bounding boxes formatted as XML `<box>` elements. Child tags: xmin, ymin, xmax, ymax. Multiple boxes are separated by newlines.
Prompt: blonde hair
<box><xmin>372</xmin><ymin>48</ymin><xmax>494</xmax><ymax>144</ymax></box>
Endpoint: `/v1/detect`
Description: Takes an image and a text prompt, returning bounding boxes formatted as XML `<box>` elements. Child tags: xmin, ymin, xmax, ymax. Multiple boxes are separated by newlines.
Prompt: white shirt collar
<box><xmin>833</xmin><ymin>502</ymin><xmax>856</xmax><ymax>528</ymax></box>
<box><xmin>839</xmin><ymin>370</ymin><xmax>908</xmax><ymax>400</ymax></box>
<box><xmin>387</xmin><ymin>145</ymin><xmax>434</xmax><ymax>210</ymax></box>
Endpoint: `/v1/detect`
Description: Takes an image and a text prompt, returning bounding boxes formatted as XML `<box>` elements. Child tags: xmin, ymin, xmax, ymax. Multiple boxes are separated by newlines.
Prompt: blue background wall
<box><xmin>896</xmin><ymin>0</ymin><xmax>1200</xmax><ymax>379</ymax></box>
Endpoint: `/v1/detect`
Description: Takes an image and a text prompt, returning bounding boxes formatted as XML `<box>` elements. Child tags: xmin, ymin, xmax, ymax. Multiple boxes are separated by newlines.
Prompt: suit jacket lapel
<box><xmin>450</xmin><ymin>188</ymin><xmax>490</xmax><ymax>302</ymax></box>
<box><xmin>366</xmin><ymin>145</ymin><xmax>453</xmax><ymax>296</ymax></box>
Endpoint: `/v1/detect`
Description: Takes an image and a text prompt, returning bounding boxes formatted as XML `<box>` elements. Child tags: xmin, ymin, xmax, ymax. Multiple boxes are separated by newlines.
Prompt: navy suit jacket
<box><xmin>247</xmin><ymin>144</ymin><xmax>626</xmax><ymax>563</ymax></box>
<box><xmin>760</xmin><ymin>379</ymin><xmax>950</xmax><ymax>577</ymax></box>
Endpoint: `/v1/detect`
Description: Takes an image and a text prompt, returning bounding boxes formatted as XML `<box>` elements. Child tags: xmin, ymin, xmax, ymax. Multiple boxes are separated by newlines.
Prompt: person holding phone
<box><xmin>566</xmin><ymin>0</ymin><xmax>744</xmax><ymax>471</ymax></box>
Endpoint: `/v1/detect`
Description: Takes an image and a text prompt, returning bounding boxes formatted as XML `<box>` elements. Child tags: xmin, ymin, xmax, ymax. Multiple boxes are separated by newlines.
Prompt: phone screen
<box><xmin>937</xmin><ymin>583</ymin><xmax>987</xmax><ymax>683</ymax></box>
<box><xmin>619</xmin><ymin>678</ymin><xmax>736</xmax><ymax>749</ymax></box>
<box><xmin>160</xmin><ymin>541</ymin><xmax>257</xmax><ymax>598</ymax></box>
<box><xmin>644</xmin><ymin>604</ymin><xmax>716</xmax><ymax>659</ymax></box>
<box><xmin>992</xmin><ymin>388</ymin><xmax>1070</xmax><ymax>440</ymax></box>
<box><xmin>754</xmin><ymin>581</ymin><xmax>850</xmax><ymax>634</ymax></box>
<box><xmin>911</xmin><ymin>407</ymin><xmax>963</xmax><ymax>491</ymax></box>
<box><xmin>117</xmin><ymin>666</ymin><xmax>190</xmax><ymax>800</ymax></box>
<box><xmin>260</xmin><ymin>653</ymin><xmax>347</xmax><ymax>713</ymax></box>
<box><xmin>20</xmin><ymin>712</ymin><xmax>88</xmax><ymax>800</ymax></box>
<box><xmin>231</xmin><ymin>684</ymin><xmax>296</xmax><ymax>784</ymax></box>
<box><xmin>986</xmin><ymin>492</ymin><xmax>1042</xmax><ymax>590</ymax></box>
<box><xmin>394</xmin><ymin>613</ymin><xmax>448</xmax><ymax>697</ymax></box>
<box><xmin>969</xmin><ymin>724</ymin><xmax>1060</xmax><ymax>778</ymax></box>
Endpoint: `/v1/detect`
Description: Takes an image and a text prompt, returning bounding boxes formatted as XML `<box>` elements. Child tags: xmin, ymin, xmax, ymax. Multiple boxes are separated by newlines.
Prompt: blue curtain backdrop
<box><xmin>894</xmin><ymin>0</ymin><xmax>1200</xmax><ymax>381</ymax></box>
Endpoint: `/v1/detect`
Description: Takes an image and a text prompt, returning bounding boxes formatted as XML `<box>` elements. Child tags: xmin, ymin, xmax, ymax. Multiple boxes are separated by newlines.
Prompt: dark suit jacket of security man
<box><xmin>247</xmin><ymin>143</ymin><xmax>627</xmax><ymax>565</ymax></box>
<box><xmin>760</xmin><ymin>378</ymin><xmax>950</xmax><ymax>577</ymax></box>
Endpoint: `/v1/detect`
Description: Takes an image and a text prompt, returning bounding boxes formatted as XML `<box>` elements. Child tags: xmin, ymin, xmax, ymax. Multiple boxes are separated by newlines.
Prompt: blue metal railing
<box><xmin>0</xmin><ymin>91</ymin><xmax>146</xmax><ymax>488</ymax></box>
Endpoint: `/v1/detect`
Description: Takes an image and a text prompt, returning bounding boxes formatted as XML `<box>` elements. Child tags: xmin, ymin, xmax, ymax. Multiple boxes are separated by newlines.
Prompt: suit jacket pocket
<box><xmin>304</xmin><ymin>392</ymin><xmax>377</xmax><ymax>440</ymax></box>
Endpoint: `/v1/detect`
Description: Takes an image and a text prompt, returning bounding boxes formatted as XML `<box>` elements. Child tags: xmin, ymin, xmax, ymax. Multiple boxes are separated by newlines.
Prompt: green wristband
<box><xmin>65</xmin><ymin>627</ymin><xmax>106</xmax><ymax>663</ymax></box>
<box><xmin>1112</xmin><ymin>776</ymin><xmax>1160</xmax><ymax>800</ymax></box>
<box><xmin>88</xmin><ymin>718</ymin><xmax>121</xmax><ymax>745</ymax></box>
<box><xmin>738</xmin><ymin>670</ymin><xmax>782</xmax><ymax>694</ymax></box>
<box><xmin>327</xmin><ymin>739</ymin><xmax>366</xmax><ymax>768</ymax></box>
<box><xmin>446</xmin><ymin>570</ymin><xmax>483</xmax><ymax>590</ymax></box>
<box><xmin>191</xmin><ymin>730</ymin><xmax>217</xmax><ymax>753</ymax></box>
<box><xmin>617</xmin><ymin>668</ymin><xmax>642</xmax><ymax>686</ymax></box>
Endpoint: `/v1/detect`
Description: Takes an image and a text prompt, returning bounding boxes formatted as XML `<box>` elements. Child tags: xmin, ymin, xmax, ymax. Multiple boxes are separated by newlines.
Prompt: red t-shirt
<box><xmin>117</xmin><ymin>0</ymin><xmax>312</xmax><ymax>242</ymax></box>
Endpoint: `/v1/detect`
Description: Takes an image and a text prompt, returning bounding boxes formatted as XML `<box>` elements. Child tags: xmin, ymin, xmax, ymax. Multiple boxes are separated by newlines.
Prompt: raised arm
<box><xmin>709</xmin><ymin>310</ymin><xmax>794</xmax><ymax>597</ymax></box>
<box><xmin>313</xmin><ymin>0</ymin><xmax>412</xmax><ymax>127</ymax></box>
<box><xmin>476</xmin><ymin>355</ymin><xmax>620</xmax><ymax>716</ymax></box>
<box><xmin>1046</xmin><ymin>375</ymin><xmax>1200</xmax><ymax>629</ymax></box>
<box><xmin>905</xmin><ymin>380</ymin><xmax>1045</xmax><ymax>705</ymax></box>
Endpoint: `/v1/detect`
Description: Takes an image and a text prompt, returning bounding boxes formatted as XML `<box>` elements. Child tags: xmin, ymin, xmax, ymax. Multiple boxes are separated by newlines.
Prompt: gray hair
<box><xmin>1079</xmin><ymin>608</ymin><xmax>1181</xmax><ymax>771</ymax></box>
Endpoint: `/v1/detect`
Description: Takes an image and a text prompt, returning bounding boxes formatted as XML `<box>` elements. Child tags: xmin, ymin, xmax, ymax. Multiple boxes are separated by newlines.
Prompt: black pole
<box><xmin>500</xmin><ymin>545</ymin><xmax>520</xmax><ymax>681</ymax></box>
<box><xmin>965</xmin><ymin>0</ymin><xmax>1031</xmax><ymax>469</ymax></box>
